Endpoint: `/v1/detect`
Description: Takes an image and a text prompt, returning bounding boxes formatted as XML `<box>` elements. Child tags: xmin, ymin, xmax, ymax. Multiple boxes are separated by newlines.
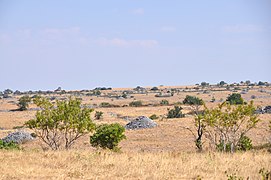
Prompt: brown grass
<box><xmin>0</xmin><ymin>85</ymin><xmax>271</xmax><ymax>179</ymax></box>
<box><xmin>0</xmin><ymin>150</ymin><xmax>270</xmax><ymax>179</ymax></box>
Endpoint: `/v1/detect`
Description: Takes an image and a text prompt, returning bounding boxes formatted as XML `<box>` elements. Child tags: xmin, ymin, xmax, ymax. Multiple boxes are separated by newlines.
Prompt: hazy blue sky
<box><xmin>0</xmin><ymin>0</ymin><xmax>270</xmax><ymax>91</ymax></box>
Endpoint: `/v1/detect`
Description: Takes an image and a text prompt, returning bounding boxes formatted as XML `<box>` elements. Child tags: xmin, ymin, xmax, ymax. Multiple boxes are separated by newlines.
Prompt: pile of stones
<box><xmin>1</xmin><ymin>131</ymin><xmax>35</xmax><ymax>144</ymax></box>
<box><xmin>255</xmin><ymin>106</ymin><xmax>271</xmax><ymax>114</ymax></box>
<box><xmin>125</xmin><ymin>116</ymin><xmax>157</xmax><ymax>130</ymax></box>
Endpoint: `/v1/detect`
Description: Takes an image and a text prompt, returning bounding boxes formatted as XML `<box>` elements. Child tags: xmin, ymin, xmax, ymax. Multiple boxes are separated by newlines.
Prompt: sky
<box><xmin>0</xmin><ymin>0</ymin><xmax>271</xmax><ymax>91</ymax></box>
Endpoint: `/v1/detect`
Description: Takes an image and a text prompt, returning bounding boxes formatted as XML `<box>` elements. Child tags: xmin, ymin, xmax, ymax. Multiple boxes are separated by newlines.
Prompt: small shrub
<box><xmin>167</xmin><ymin>106</ymin><xmax>185</xmax><ymax>118</ymax></box>
<box><xmin>90</xmin><ymin>123</ymin><xmax>126</xmax><ymax>151</ymax></box>
<box><xmin>129</xmin><ymin>101</ymin><xmax>143</xmax><ymax>107</ymax></box>
<box><xmin>160</xmin><ymin>99</ymin><xmax>169</xmax><ymax>105</ymax></box>
<box><xmin>0</xmin><ymin>140</ymin><xmax>20</xmax><ymax>150</ymax></box>
<box><xmin>18</xmin><ymin>95</ymin><xmax>31</xmax><ymax>111</ymax></box>
<box><xmin>100</xmin><ymin>102</ymin><xmax>111</xmax><ymax>107</ymax></box>
<box><xmin>226</xmin><ymin>93</ymin><xmax>244</xmax><ymax>105</ymax></box>
<box><xmin>149</xmin><ymin>114</ymin><xmax>159</xmax><ymax>120</ymax></box>
<box><xmin>236</xmin><ymin>135</ymin><xmax>252</xmax><ymax>151</ymax></box>
<box><xmin>95</xmin><ymin>111</ymin><xmax>103</xmax><ymax>120</ymax></box>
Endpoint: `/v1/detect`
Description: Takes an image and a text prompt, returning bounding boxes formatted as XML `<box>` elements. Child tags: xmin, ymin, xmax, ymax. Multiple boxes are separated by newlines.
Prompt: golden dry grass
<box><xmin>0</xmin><ymin>85</ymin><xmax>271</xmax><ymax>179</ymax></box>
<box><xmin>0</xmin><ymin>150</ymin><xmax>270</xmax><ymax>179</ymax></box>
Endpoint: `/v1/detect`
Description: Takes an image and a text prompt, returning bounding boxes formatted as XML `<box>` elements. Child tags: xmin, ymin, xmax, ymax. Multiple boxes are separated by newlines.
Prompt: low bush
<box><xmin>167</xmin><ymin>106</ymin><xmax>185</xmax><ymax>118</ymax></box>
<box><xmin>129</xmin><ymin>101</ymin><xmax>143</xmax><ymax>107</ymax></box>
<box><xmin>160</xmin><ymin>99</ymin><xmax>169</xmax><ymax>105</ymax></box>
<box><xmin>0</xmin><ymin>140</ymin><xmax>20</xmax><ymax>150</ymax></box>
<box><xmin>149</xmin><ymin>114</ymin><xmax>159</xmax><ymax>120</ymax></box>
<box><xmin>95</xmin><ymin>111</ymin><xmax>103</xmax><ymax>120</ymax></box>
<box><xmin>226</xmin><ymin>93</ymin><xmax>245</xmax><ymax>105</ymax></box>
<box><xmin>90</xmin><ymin>123</ymin><xmax>126</xmax><ymax>151</ymax></box>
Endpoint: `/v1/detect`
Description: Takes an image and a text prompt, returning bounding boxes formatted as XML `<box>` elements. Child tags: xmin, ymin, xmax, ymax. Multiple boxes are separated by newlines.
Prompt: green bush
<box><xmin>160</xmin><ymin>99</ymin><xmax>169</xmax><ymax>105</ymax></box>
<box><xmin>100</xmin><ymin>102</ymin><xmax>112</xmax><ymax>107</ymax></box>
<box><xmin>18</xmin><ymin>95</ymin><xmax>32</xmax><ymax>111</ymax></box>
<box><xmin>0</xmin><ymin>140</ymin><xmax>20</xmax><ymax>150</ymax></box>
<box><xmin>167</xmin><ymin>106</ymin><xmax>185</xmax><ymax>118</ymax></box>
<box><xmin>90</xmin><ymin>123</ymin><xmax>126</xmax><ymax>151</ymax></box>
<box><xmin>183</xmin><ymin>95</ymin><xmax>204</xmax><ymax>106</ymax></box>
<box><xmin>226</xmin><ymin>93</ymin><xmax>244</xmax><ymax>105</ymax></box>
<box><xmin>129</xmin><ymin>100</ymin><xmax>143</xmax><ymax>107</ymax></box>
<box><xmin>95</xmin><ymin>111</ymin><xmax>103</xmax><ymax>120</ymax></box>
<box><xmin>236</xmin><ymin>135</ymin><xmax>252</xmax><ymax>151</ymax></box>
<box><xmin>149</xmin><ymin>114</ymin><xmax>159</xmax><ymax>120</ymax></box>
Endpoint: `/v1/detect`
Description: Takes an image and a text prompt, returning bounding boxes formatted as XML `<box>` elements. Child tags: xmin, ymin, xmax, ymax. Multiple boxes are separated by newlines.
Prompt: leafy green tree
<box><xmin>183</xmin><ymin>95</ymin><xmax>204</xmax><ymax>113</ymax></box>
<box><xmin>226</xmin><ymin>93</ymin><xmax>244</xmax><ymax>105</ymax></box>
<box><xmin>200</xmin><ymin>82</ymin><xmax>209</xmax><ymax>87</ymax></box>
<box><xmin>167</xmin><ymin>106</ymin><xmax>185</xmax><ymax>118</ymax></box>
<box><xmin>90</xmin><ymin>123</ymin><xmax>126</xmax><ymax>151</ymax></box>
<box><xmin>25</xmin><ymin>97</ymin><xmax>95</xmax><ymax>150</ymax></box>
<box><xmin>183</xmin><ymin>95</ymin><xmax>204</xmax><ymax>150</ymax></box>
<box><xmin>196</xmin><ymin>101</ymin><xmax>260</xmax><ymax>152</ymax></box>
<box><xmin>219</xmin><ymin>81</ymin><xmax>227</xmax><ymax>86</ymax></box>
<box><xmin>17</xmin><ymin>95</ymin><xmax>31</xmax><ymax>111</ymax></box>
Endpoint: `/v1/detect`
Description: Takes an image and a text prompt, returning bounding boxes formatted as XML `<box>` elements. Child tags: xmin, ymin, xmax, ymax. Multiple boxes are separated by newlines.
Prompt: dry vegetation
<box><xmin>0</xmin><ymin>84</ymin><xmax>271</xmax><ymax>179</ymax></box>
<box><xmin>0</xmin><ymin>150</ymin><xmax>270</xmax><ymax>179</ymax></box>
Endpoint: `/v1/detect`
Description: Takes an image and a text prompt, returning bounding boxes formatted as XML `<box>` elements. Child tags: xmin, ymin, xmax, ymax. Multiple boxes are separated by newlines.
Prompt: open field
<box><xmin>0</xmin><ymin>84</ymin><xmax>271</xmax><ymax>179</ymax></box>
<box><xmin>0</xmin><ymin>150</ymin><xmax>270</xmax><ymax>179</ymax></box>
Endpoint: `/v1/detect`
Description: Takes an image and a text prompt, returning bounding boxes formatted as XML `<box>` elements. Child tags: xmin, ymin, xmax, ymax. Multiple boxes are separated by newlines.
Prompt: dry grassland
<box><xmin>0</xmin><ymin>85</ymin><xmax>271</xmax><ymax>179</ymax></box>
<box><xmin>0</xmin><ymin>150</ymin><xmax>270</xmax><ymax>179</ymax></box>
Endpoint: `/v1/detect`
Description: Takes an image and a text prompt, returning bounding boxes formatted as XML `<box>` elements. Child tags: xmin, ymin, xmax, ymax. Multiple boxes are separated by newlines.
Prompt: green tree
<box><xmin>25</xmin><ymin>97</ymin><xmax>95</xmax><ymax>150</ymax></box>
<box><xmin>219</xmin><ymin>81</ymin><xmax>227</xmax><ymax>86</ymax></box>
<box><xmin>18</xmin><ymin>95</ymin><xmax>32</xmax><ymax>111</ymax></box>
<box><xmin>183</xmin><ymin>95</ymin><xmax>204</xmax><ymax>151</ymax></box>
<box><xmin>226</xmin><ymin>93</ymin><xmax>244</xmax><ymax>105</ymax></box>
<box><xmin>196</xmin><ymin>101</ymin><xmax>260</xmax><ymax>152</ymax></box>
<box><xmin>90</xmin><ymin>123</ymin><xmax>126</xmax><ymax>151</ymax></box>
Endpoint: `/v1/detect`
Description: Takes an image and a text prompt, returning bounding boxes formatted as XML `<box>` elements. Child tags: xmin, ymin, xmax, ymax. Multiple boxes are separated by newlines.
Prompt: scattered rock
<box><xmin>255</xmin><ymin>106</ymin><xmax>271</xmax><ymax>114</ymax></box>
<box><xmin>1</xmin><ymin>131</ymin><xmax>35</xmax><ymax>144</ymax></box>
<box><xmin>125</xmin><ymin>116</ymin><xmax>157</xmax><ymax>130</ymax></box>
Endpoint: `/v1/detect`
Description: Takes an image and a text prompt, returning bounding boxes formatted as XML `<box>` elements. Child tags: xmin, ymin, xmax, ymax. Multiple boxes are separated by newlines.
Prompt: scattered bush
<box><xmin>150</xmin><ymin>87</ymin><xmax>159</xmax><ymax>91</ymax></box>
<box><xmin>25</xmin><ymin>97</ymin><xmax>95</xmax><ymax>150</ymax></box>
<box><xmin>167</xmin><ymin>106</ymin><xmax>185</xmax><ymax>118</ymax></box>
<box><xmin>129</xmin><ymin>100</ymin><xmax>143</xmax><ymax>107</ymax></box>
<box><xmin>95</xmin><ymin>111</ymin><xmax>103</xmax><ymax>120</ymax></box>
<box><xmin>183</xmin><ymin>95</ymin><xmax>204</xmax><ymax>107</ymax></box>
<box><xmin>226</xmin><ymin>93</ymin><xmax>244</xmax><ymax>105</ymax></box>
<box><xmin>160</xmin><ymin>99</ymin><xmax>169</xmax><ymax>105</ymax></box>
<box><xmin>236</xmin><ymin>135</ymin><xmax>252</xmax><ymax>151</ymax></box>
<box><xmin>196</xmin><ymin>101</ymin><xmax>260</xmax><ymax>152</ymax></box>
<box><xmin>149</xmin><ymin>114</ymin><xmax>159</xmax><ymax>120</ymax></box>
<box><xmin>100</xmin><ymin>102</ymin><xmax>112</xmax><ymax>107</ymax></box>
<box><xmin>0</xmin><ymin>140</ymin><xmax>20</xmax><ymax>150</ymax></box>
<box><xmin>17</xmin><ymin>95</ymin><xmax>31</xmax><ymax>111</ymax></box>
<box><xmin>90</xmin><ymin>123</ymin><xmax>126</xmax><ymax>151</ymax></box>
